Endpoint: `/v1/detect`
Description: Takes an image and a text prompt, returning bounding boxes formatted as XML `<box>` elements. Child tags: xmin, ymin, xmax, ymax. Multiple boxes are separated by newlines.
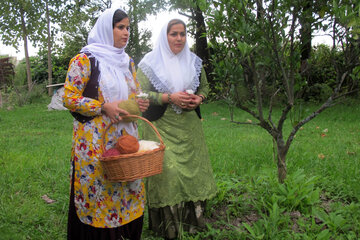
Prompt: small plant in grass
<box><xmin>243</xmin><ymin>202</ymin><xmax>292</xmax><ymax>240</ymax></box>
<box><xmin>274</xmin><ymin>169</ymin><xmax>320</xmax><ymax>214</ymax></box>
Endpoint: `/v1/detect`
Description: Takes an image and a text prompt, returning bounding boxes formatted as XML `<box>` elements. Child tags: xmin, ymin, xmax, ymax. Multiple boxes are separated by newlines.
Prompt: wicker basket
<box><xmin>100</xmin><ymin>115</ymin><xmax>165</xmax><ymax>182</ymax></box>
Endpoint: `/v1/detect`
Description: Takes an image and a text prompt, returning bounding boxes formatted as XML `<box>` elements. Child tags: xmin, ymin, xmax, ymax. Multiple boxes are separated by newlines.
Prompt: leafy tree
<box><xmin>125</xmin><ymin>0</ymin><xmax>166</xmax><ymax>65</ymax></box>
<box><xmin>56</xmin><ymin>0</ymin><xmax>110</xmax><ymax>67</ymax></box>
<box><xmin>56</xmin><ymin>0</ymin><xmax>163</xmax><ymax>67</ymax></box>
<box><xmin>0</xmin><ymin>0</ymin><xmax>43</xmax><ymax>91</ymax></box>
<box><xmin>33</xmin><ymin>0</ymin><xmax>69</xmax><ymax>95</ymax></box>
<box><xmin>206</xmin><ymin>0</ymin><xmax>360</xmax><ymax>183</ymax></box>
<box><xmin>42</xmin><ymin>0</ymin><xmax>72</xmax><ymax>95</ymax></box>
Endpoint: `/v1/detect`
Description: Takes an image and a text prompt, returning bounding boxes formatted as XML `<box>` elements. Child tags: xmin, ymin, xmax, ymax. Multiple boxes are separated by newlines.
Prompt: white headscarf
<box><xmin>81</xmin><ymin>8</ymin><xmax>131</xmax><ymax>104</ymax></box>
<box><xmin>80</xmin><ymin>8</ymin><xmax>137</xmax><ymax>137</ymax></box>
<box><xmin>138</xmin><ymin>19</ymin><xmax>202</xmax><ymax>113</ymax></box>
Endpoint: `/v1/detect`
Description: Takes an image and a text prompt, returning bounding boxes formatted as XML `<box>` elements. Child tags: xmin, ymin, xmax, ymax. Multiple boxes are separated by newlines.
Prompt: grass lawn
<box><xmin>0</xmin><ymin>99</ymin><xmax>359</xmax><ymax>239</ymax></box>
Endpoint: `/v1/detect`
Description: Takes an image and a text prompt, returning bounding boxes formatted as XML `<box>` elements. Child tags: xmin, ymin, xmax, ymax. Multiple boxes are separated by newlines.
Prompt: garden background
<box><xmin>1</xmin><ymin>0</ymin><xmax>359</xmax><ymax>239</ymax></box>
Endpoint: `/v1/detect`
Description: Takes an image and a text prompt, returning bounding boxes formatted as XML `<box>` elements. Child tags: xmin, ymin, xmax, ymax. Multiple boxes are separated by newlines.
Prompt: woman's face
<box><xmin>113</xmin><ymin>17</ymin><xmax>130</xmax><ymax>48</ymax></box>
<box><xmin>167</xmin><ymin>23</ymin><xmax>186</xmax><ymax>54</ymax></box>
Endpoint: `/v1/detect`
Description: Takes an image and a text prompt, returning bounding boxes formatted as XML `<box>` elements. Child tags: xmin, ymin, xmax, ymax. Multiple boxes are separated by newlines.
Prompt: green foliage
<box><xmin>0</xmin><ymin>0</ymin><xmax>43</xmax><ymax>49</ymax></box>
<box><xmin>275</xmin><ymin>170</ymin><xmax>320</xmax><ymax>213</ymax></box>
<box><xmin>205</xmin><ymin>0</ymin><xmax>360</xmax><ymax>185</ymax></box>
<box><xmin>2</xmin><ymin>58</ymin><xmax>48</xmax><ymax>107</ymax></box>
<box><xmin>304</xmin><ymin>44</ymin><xmax>342</xmax><ymax>102</ymax></box>
<box><xmin>4</xmin><ymin>84</ymin><xmax>48</xmax><ymax>107</ymax></box>
<box><xmin>54</xmin><ymin>0</ymin><xmax>164</xmax><ymax>70</ymax></box>
<box><xmin>206</xmin><ymin>0</ymin><xmax>360</xmax><ymax>105</ymax></box>
<box><xmin>125</xmin><ymin>0</ymin><xmax>165</xmax><ymax>65</ymax></box>
<box><xmin>13</xmin><ymin>60</ymin><xmax>27</xmax><ymax>87</ymax></box>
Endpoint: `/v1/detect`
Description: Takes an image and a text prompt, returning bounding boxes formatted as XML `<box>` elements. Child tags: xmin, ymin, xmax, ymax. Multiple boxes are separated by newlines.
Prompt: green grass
<box><xmin>0</xmin><ymin>98</ymin><xmax>359</xmax><ymax>239</ymax></box>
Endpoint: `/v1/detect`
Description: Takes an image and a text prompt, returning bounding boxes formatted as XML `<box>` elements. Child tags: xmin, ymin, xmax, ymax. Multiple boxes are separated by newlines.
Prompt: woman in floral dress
<box><xmin>63</xmin><ymin>8</ymin><xmax>149</xmax><ymax>240</ymax></box>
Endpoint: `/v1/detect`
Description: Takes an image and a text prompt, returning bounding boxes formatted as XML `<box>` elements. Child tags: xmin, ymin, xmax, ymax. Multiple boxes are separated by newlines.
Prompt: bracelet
<box><xmin>100</xmin><ymin>102</ymin><xmax>105</xmax><ymax>114</ymax></box>
<box><xmin>199</xmin><ymin>95</ymin><xmax>205</xmax><ymax>103</ymax></box>
<box><xmin>167</xmin><ymin>93</ymin><xmax>172</xmax><ymax>104</ymax></box>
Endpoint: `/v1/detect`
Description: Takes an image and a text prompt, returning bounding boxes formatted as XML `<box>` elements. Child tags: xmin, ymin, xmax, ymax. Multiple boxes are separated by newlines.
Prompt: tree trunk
<box><xmin>299</xmin><ymin>1</ymin><xmax>312</xmax><ymax>75</ymax></box>
<box><xmin>256</xmin><ymin>0</ymin><xmax>263</xmax><ymax>19</ymax></box>
<box><xmin>129</xmin><ymin>0</ymin><xmax>140</xmax><ymax>64</ymax></box>
<box><xmin>275</xmin><ymin>137</ymin><xmax>288</xmax><ymax>183</ymax></box>
<box><xmin>193</xmin><ymin>5</ymin><xmax>214</xmax><ymax>90</ymax></box>
<box><xmin>20</xmin><ymin>6</ymin><xmax>32</xmax><ymax>92</ymax></box>
<box><xmin>46</xmin><ymin>0</ymin><xmax>53</xmax><ymax>96</ymax></box>
<box><xmin>0</xmin><ymin>90</ymin><xmax>2</xmax><ymax>108</ymax></box>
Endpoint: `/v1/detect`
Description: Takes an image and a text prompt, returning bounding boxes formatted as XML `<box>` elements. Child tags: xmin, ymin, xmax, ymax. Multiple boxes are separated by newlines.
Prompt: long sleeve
<box><xmin>136</xmin><ymin>68</ymin><xmax>164</xmax><ymax>105</ymax></box>
<box><xmin>62</xmin><ymin>53</ymin><xmax>102</xmax><ymax>116</ymax></box>
<box><xmin>196</xmin><ymin>68</ymin><xmax>209</xmax><ymax>98</ymax></box>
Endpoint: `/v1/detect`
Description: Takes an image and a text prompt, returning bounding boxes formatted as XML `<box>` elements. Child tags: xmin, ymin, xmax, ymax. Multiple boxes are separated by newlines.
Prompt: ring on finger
<box><xmin>115</xmin><ymin>115</ymin><xmax>119</xmax><ymax>120</ymax></box>
<box><xmin>181</xmin><ymin>103</ymin><xmax>185</xmax><ymax>106</ymax></box>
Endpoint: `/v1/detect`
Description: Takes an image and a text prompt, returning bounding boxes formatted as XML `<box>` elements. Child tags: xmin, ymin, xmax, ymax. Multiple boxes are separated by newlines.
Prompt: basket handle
<box><xmin>101</xmin><ymin>114</ymin><xmax>164</xmax><ymax>153</ymax></box>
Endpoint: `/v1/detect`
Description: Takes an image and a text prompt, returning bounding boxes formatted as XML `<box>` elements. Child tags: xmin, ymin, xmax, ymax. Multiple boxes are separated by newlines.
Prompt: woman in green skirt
<box><xmin>137</xmin><ymin>19</ymin><xmax>217</xmax><ymax>239</ymax></box>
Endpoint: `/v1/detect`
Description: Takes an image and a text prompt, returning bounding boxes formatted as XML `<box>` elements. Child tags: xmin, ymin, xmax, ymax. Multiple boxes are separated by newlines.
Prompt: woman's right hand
<box><xmin>167</xmin><ymin>92</ymin><xmax>192</xmax><ymax>108</ymax></box>
<box><xmin>102</xmin><ymin>101</ymin><xmax>129</xmax><ymax>123</ymax></box>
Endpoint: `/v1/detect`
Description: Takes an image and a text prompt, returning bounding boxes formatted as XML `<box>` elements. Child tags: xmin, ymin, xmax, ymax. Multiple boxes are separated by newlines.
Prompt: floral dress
<box><xmin>63</xmin><ymin>53</ymin><xmax>145</xmax><ymax>228</ymax></box>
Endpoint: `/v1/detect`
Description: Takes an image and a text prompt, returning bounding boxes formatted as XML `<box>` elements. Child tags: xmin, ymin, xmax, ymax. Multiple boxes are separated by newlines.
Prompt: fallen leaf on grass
<box><xmin>321</xmin><ymin>133</ymin><xmax>326</xmax><ymax>138</ymax></box>
<box><xmin>347</xmin><ymin>151</ymin><xmax>356</xmax><ymax>155</ymax></box>
<box><xmin>316</xmin><ymin>126</ymin><xmax>320</xmax><ymax>129</ymax></box>
<box><xmin>322</xmin><ymin>128</ymin><xmax>328</xmax><ymax>133</ymax></box>
<box><xmin>290</xmin><ymin>211</ymin><xmax>301</xmax><ymax>218</ymax></box>
<box><xmin>212</xmin><ymin>112</ymin><xmax>218</xmax><ymax>116</ymax></box>
<box><xmin>221</xmin><ymin>118</ymin><xmax>226</xmax><ymax>121</ymax></box>
<box><xmin>246</xmin><ymin>119</ymin><xmax>252</xmax><ymax>123</ymax></box>
<box><xmin>318</xmin><ymin>153</ymin><xmax>325</xmax><ymax>159</ymax></box>
<box><xmin>41</xmin><ymin>195</ymin><xmax>56</xmax><ymax>204</ymax></box>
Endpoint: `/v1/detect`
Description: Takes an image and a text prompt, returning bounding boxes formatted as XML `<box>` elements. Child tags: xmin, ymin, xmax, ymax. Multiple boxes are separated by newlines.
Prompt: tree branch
<box><xmin>230</xmin><ymin>121</ymin><xmax>260</xmax><ymax>126</ymax></box>
<box><xmin>268</xmin><ymin>88</ymin><xmax>281</xmax><ymax>128</ymax></box>
<box><xmin>236</xmin><ymin>104</ymin><xmax>260</xmax><ymax>120</ymax></box>
<box><xmin>268</xmin><ymin>13</ymin><xmax>292</xmax><ymax>102</ymax></box>
<box><xmin>250</xmin><ymin>55</ymin><xmax>265</xmax><ymax>122</ymax></box>
<box><xmin>285</xmin><ymin>72</ymin><xmax>348</xmax><ymax>150</ymax></box>
<box><xmin>288</xmin><ymin>6</ymin><xmax>299</xmax><ymax>104</ymax></box>
<box><xmin>277</xmin><ymin>103</ymin><xmax>293</xmax><ymax>132</ymax></box>
<box><xmin>178</xmin><ymin>11</ymin><xmax>194</xmax><ymax>20</ymax></box>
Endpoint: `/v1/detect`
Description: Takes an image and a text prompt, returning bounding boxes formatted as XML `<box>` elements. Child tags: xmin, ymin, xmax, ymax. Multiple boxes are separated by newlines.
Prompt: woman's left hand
<box><xmin>136</xmin><ymin>98</ymin><xmax>150</xmax><ymax>112</ymax></box>
<box><xmin>186</xmin><ymin>94</ymin><xmax>202</xmax><ymax>110</ymax></box>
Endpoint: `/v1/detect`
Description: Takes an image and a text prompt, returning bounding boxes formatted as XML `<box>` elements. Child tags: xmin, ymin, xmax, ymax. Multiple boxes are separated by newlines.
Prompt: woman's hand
<box><xmin>101</xmin><ymin>101</ymin><xmax>129</xmax><ymax>123</ymax></box>
<box><xmin>136</xmin><ymin>98</ymin><xmax>150</xmax><ymax>112</ymax></box>
<box><xmin>168</xmin><ymin>92</ymin><xmax>192</xmax><ymax>108</ymax></box>
<box><xmin>186</xmin><ymin>94</ymin><xmax>203</xmax><ymax>110</ymax></box>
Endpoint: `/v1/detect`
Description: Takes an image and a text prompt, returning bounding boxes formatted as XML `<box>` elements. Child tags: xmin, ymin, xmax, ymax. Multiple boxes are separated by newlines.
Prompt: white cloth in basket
<box><xmin>138</xmin><ymin>140</ymin><xmax>160</xmax><ymax>152</ymax></box>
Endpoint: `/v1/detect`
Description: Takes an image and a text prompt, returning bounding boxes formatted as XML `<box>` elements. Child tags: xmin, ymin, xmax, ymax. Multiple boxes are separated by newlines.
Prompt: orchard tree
<box><xmin>125</xmin><ymin>0</ymin><xmax>166</xmax><ymax>65</ymax></box>
<box><xmin>206</xmin><ymin>0</ymin><xmax>360</xmax><ymax>183</ymax></box>
<box><xmin>57</xmin><ymin>0</ymin><xmax>162</xmax><ymax>66</ymax></box>
<box><xmin>37</xmin><ymin>0</ymin><xmax>69</xmax><ymax>95</ymax></box>
<box><xmin>0</xmin><ymin>0</ymin><xmax>43</xmax><ymax>91</ymax></box>
<box><xmin>57</xmin><ymin>0</ymin><xmax>111</xmax><ymax>66</ymax></box>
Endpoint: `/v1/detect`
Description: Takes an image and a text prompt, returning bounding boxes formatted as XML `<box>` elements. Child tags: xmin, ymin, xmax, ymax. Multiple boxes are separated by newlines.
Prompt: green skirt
<box><xmin>143</xmin><ymin>107</ymin><xmax>217</xmax><ymax>208</ymax></box>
